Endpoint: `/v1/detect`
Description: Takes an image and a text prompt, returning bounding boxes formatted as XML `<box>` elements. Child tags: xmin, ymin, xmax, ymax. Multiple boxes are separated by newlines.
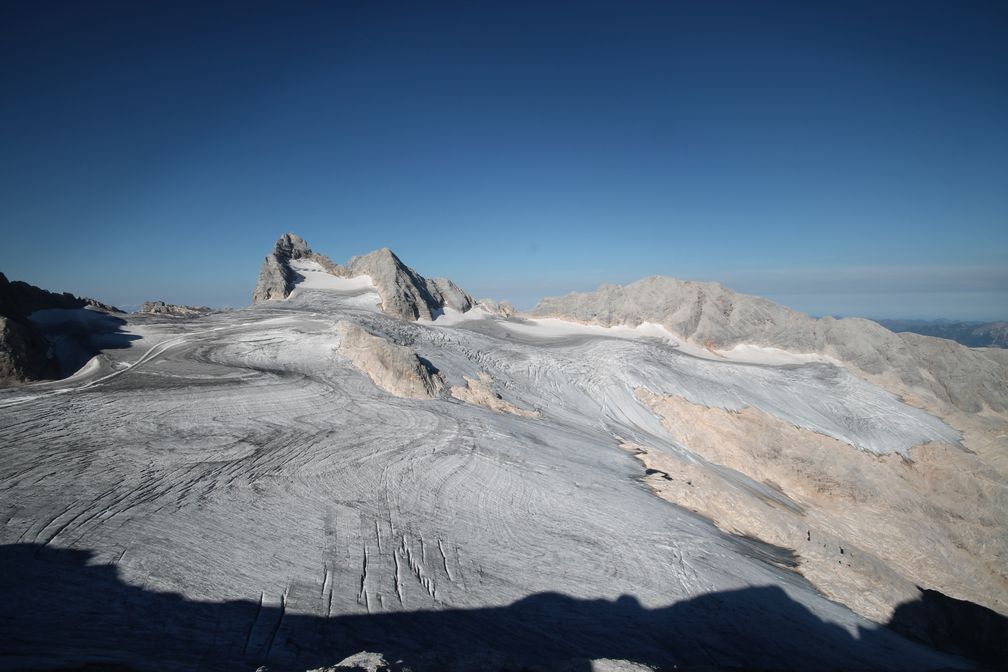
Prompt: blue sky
<box><xmin>2</xmin><ymin>1</ymin><xmax>1006</xmax><ymax>319</ymax></box>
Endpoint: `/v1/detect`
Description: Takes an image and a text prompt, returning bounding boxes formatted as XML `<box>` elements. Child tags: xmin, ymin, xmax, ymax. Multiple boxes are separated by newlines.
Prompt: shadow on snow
<box><xmin>2</xmin><ymin>544</ymin><xmax>1004</xmax><ymax>671</ymax></box>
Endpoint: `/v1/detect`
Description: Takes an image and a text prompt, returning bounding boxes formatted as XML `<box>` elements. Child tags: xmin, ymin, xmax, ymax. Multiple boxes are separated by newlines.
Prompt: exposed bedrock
<box><xmin>0</xmin><ymin>315</ymin><xmax>57</xmax><ymax>383</ymax></box>
<box><xmin>137</xmin><ymin>300</ymin><xmax>213</xmax><ymax>316</ymax></box>
<box><xmin>253</xmin><ymin>234</ymin><xmax>474</xmax><ymax>321</ymax></box>
<box><xmin>630</xmin><ymin>388</ymin><xmax>1008</xmax><ymax>624</ymax></box>
<box><xmin>450</xmin><ymin>372</ymin><xmax>539</xmax><ymax>418</ymax></box>
<box><xmin>252</xmin><ymin>233</ymin><xmax>314</xmax><ymax>302</ymax></box>
<box><xmin>335</xmin><ymin>320</ymin><xmax>445</xmax><ymax>399</ymax></box>
<box><xmin>0</xmin><ymin>271</ymin><xmax>121</xmax><ymax>384</ymax></box>
<box><xmin>0</xmin><ymin>270</ymin><xmax>120</xmax><ymax>318</ymax></box>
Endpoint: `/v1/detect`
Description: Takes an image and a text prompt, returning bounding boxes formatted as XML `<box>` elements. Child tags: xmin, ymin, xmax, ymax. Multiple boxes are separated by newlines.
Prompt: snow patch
<box><xmin>438</xmin><ymin>313</ymin><xmax>838</xmax><ymax>367</ymax></box>
<box><xmin>288</xmin><ymin>259</ymin><xmax>375</xmax><ymax>291</ymax></box>
<box><xmin>430</xmin><ymin>306</ymin><xmax>492</xmax><ymax>325</ymax></box>
<box><xmin>720</xmin><ymin>344</ymin><xmax>838</xmax><ymax>366</ymax></box>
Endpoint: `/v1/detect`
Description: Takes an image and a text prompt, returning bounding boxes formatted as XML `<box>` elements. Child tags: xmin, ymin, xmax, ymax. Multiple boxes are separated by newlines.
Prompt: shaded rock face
<box><xmin>427</xmin><ymin>277</ymin><xmax>475</xmax><ymax>314</ymax></box>
<box><xmin>137</xmin><ymin>301</ymin><xmax>212</xmax><ymax>317</ymax></box>
<box><xmin>274</xmin><ymin>232</ymin><xmax>312</xmax><ymax>260</ymax></box>
<box><xmin>343</xmin><ymin>248</ymin><xmax>473</xmax><ymax>320</ymax></box>
<box><xmin>252</xmin><ymin>234</ymin><xmax>475</xmax><ymax>321</ymax></box>
<box><xmin>532</xmin><ymin>276</ymin><xmax>1008</xmax><ymax>414</ymax></box>
<box><xmin>252</xmin><ymin>233</ymin><xmax>314</xmax><ymax>302</ymax></box>
<box><xmin>0</xmin><ymin>316</ymin><xmax>56</xmax><ymax>383</ymax></box>
<box><xmin>0</xmin><ymin>272</ymin><xmax>119</xmax><ymax>385</ymax></box>
<box><xmin>335</xmin><ymin>321</ymin><xmax>445</xmax><ymax>399</ymax></box>
<box><xmin>0</xmin><ymin>271</ymin><xmax>119</xmax><ymax>318</ymax></box>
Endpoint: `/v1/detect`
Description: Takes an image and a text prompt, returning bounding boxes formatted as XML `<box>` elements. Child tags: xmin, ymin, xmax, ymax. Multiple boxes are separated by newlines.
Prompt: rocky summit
<box><xmin>253</xmin><ymin>233</ymin><xmax>474</xmax><ymax>321</ymax></box>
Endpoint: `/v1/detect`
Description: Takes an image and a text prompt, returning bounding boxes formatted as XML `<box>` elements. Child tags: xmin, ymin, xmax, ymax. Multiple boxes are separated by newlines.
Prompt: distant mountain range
<box><xmin>872</xmin><ymin>319</ymin><xmax>1008</xmax><ymax>349</ymax></box>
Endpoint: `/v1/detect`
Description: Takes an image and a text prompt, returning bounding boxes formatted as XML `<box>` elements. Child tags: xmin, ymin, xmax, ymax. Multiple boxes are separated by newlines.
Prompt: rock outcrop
<box><xmin>451</xmin><ymin>372</ymin><xmax>538</xmax><ymax>418</ymax></box>
<box><xmin>0</xmin><ymin>316</ymin><xmax>57</xmax><ymax>383</ymax></box>
<box><xmin>137</xmin><ymin>301</ymin><xmax>213</xmax><ymax>317</ymax></box>
<box><xmin>632</xmin><ymin>388</ymin><xmax>1008</xmax><ymax>624</ymax></box>
<box><xmin>475</xmin><ymin>298</ymin><xmax>518</xmax><ymax>318</ymax></box>
<box><xmin>252</xmin><ymin>233</ymin><xmax>314</xmax><ymax>302</ymax></box>
<box><xmin>427</xmin><ymin>277</ymin><xmax>475</xmax><ymax>313</ymax></box>
<box><xmin>343</xmin><ymin>248</ymin><xmax>473</xmax><ymax>320</ymax></box>
<box><xmin>335</xmin><ymin>321</ymin><xmax>445</xmax><ymax>399</ymax></box>
<box><xmin>252</xmin><ymin>234</ymin><xmax>475</xmax><ymax>321</ymax></box>
<box><xmin>0</xmin><ymin>272</ymin><xmax>119</xmax><ymax>318</ymax></box>
<box><xmin>533</xmin><ymin>276</ymin><xmax>1008</xmax><ymax>414</ymax></box>
<box><xmin>0</xmin><ymin>272</ymin><xmax>119</xmax><ymax>385</ymax></box>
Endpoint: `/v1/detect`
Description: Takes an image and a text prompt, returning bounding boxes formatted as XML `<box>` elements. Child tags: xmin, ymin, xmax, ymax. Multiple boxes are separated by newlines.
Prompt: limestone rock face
<box><xmin>343</xmin><ymin>248</ymin><xmax>440</xmax><ymax>320</ymax></box>
<box><xmin>137</xmin><ymin>301</ymin><xmax>212</xmax><ymax>317</ymax></box>
<box><xmin>0</xmin><ymin>272</ymin><xmax>118</xmax><ymax>385</ymax></box>
<box><xmin>632</xmin><ymin>388</ymin><xmax>1008</xmax><ymax>624</ymax></box>
<box><xmin>343</xmin><ymin>248</ymin><xmax>476</xmax><ymax>320</ymax></box>
<box><xmin>0</xmin><ymin>316</ymin><xmax>56</xmax><ymax>384</ymax></box>
<box><xmin>273</xmin><ymin>232</ymin><xmax>311</xmax><ymax>260</ymax></box>
<box><xmin>451</xmin><ymin>372</ymin><xmax>538</xmax><ymax>418</ymax></box>
<box><xmin>428</xmin><ymin>277</ymin><xmax>475</xmax><ymax>313</ymax></box>
<box><xmin>335</xmin><ymin>321</ymin><xmax>445</xmax><ymax>399</ymax></box>
<box><xmin>252</xmin><ymin>233</ymin><xmax>313</xmax><ymax>303</ymax></box>
<box><xmin>476</xmin><ymin>298</ymin><xmax>517</xmax><ymax>317</ymax></box>
<box><xmin>0</xmin><ymin>271</ymin><xmax>119</xmax><ymax>317</ymax></box>
<box><xmin>533</xmin><ymin>276</ymin><xmax>1008</xmax><ymax>414</ymax></box>
<box><xmin>252</xmin><ymin>234</ymin><xmax>475</xmax><ymax>322</ymax></box>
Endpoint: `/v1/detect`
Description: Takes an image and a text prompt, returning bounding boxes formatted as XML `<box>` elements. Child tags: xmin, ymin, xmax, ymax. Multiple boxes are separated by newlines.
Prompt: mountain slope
<box><xmin>532</xmin><ymin>276</ymin><xmax>1008</xmax><ymax>414</ymax></box>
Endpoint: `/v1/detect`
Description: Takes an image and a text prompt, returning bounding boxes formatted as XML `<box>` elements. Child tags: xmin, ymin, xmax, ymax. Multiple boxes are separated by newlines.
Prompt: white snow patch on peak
<box><xmin>448</xmin><ymin>313</ymin><xmax>834</xmax><ymax>367</ymax></box>
<box><xmin>721</xmin><ymin>344</ymin><xmax>839</xmax><ymax>366</ymax></box>
<box><xmin>288</xmin><ymin>259</ymin><xmax>375</xmax><ymax>291</ymax></box>
<box><xmin>508</xmin><ymin>317</ymin><xmax>681</xmax><ymax>341</ymax></box>
<box><xmin>430</xmin><ymin>305</ymin><xmax>494</xmax><ymax>325</ymax></box>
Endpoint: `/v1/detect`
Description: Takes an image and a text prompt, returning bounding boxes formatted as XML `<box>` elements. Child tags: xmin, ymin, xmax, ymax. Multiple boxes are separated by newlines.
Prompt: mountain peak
<box><xmin>273</xmin><ymin>232</ymin><xmax>311</xmax><ymax>260</ymax></box>
<box><xmin>252</xmin><ymin>234</ymin><xmax>473</xmax><ymax>321</ymax></box>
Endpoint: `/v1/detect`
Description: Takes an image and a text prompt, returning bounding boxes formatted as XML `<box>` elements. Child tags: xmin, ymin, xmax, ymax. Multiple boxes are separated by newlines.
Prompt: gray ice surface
<box><xmin>0</xmin><ymin>288</ymin><xmax>967</xmax><ymax>671</ymax></box>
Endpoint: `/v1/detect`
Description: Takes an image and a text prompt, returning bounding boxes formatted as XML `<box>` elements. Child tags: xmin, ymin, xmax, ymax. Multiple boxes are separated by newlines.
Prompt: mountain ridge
<box><xmin>252</xmin><ymin>233</ymin><xmax>474</xmax><ymax>320</ymax></box>
<box><xmin>873</xmin><ymin>318</ymin><xmax>1008</xmax><ymax>349</ymax></box>
<box><xmin>532</xmin><ymin>275</ymin><xmax>1008</xmax><ymax>415</ymax></box>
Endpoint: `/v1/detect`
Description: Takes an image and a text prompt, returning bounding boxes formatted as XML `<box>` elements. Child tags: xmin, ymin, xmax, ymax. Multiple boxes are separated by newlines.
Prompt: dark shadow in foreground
<box><xmin>887</xmin><ymin>586</ymin><xmax>1008</xmax><ymax>667</ymax></box>
<box><xmin>28</xmin><ymin>309</ymin><xmax>140</xmax><ymax>377</ymax></box>
<box><xmin>0</xmin><ymin>544</ymin><xmax>987</xmax><ymax>672</ymax></box>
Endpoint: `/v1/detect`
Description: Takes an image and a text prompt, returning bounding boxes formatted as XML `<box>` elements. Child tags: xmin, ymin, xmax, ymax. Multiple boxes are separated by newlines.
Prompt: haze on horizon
<box><xmin>1</xmin><ymin>1</ymin><xmax>1005</xmax><ymax>321</ymax></box>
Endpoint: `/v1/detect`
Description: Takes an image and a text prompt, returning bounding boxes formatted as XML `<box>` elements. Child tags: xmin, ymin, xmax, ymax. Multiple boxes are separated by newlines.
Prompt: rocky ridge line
<box><xmin>532</xmin><ymin>276</ymin><xmax>1008</xmax><ymax>415</ymax></box>
<box><xmin>253</xmin><ymin>233</ymin><xmax>474</xmax><ymax>321</ymax></box>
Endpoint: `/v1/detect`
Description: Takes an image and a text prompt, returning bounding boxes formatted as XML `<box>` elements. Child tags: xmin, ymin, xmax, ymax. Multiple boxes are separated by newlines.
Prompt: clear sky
<box><xmin>2</xmin><ymin>1</ymin><xmax>1006</xmax><ymax>319</ymax></box>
